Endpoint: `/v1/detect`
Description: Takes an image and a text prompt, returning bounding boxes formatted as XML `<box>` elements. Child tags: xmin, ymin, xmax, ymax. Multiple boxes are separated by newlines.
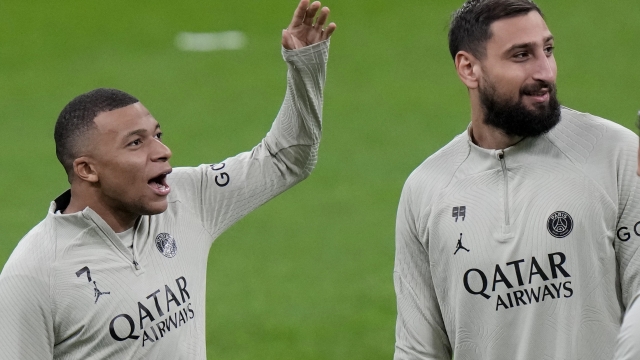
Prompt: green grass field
<box><xmin>1</xmin><ymin>0</ymin><xmax>639</xmax><ymax>358</ymax></box>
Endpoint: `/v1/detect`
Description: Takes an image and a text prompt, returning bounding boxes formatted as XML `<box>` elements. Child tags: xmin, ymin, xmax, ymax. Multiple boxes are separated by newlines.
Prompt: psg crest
<box><xmin>155</xmin><ymin>233</ymin><xmax>178</xmax><ymax>258</ymax></box>
<box><xmin>547</xmin><ymin>211</ymin><xmax>573</xmax><ymax>238</ymax></box>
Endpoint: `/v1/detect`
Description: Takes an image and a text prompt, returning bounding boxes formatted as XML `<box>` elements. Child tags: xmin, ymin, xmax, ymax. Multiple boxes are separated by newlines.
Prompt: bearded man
<box><xmin>393</xmin><ymin>0</ymin><xmax>640</xmax><ymax>359</ymax></box>
<box><xmin>0</xmin><ymin>1</ymin><xmax>335</xmax><ymax>358</ymax></box>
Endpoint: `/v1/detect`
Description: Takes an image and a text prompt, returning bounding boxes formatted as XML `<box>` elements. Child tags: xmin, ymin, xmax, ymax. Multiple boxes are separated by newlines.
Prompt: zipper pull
<box><xmin>133</xmin><ymin>260</ymin><xmax>140</xmax><ymax>270</ymax></box>
<box><xmin>497</xmin><ymin>150</ymin><xmax>505</xmax><ymax>160</ymax></box>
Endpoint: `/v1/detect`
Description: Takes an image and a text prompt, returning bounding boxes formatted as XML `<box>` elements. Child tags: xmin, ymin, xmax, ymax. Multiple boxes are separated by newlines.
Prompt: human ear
<box><xmin>455</xmin><ymin>51</ymin><xmax>481</xmax><ymax>90</ymax></box>
<box><xmin>73</xmin><ymin>157</ymin><xmax>99</xmax><ymax>183</ymax></box>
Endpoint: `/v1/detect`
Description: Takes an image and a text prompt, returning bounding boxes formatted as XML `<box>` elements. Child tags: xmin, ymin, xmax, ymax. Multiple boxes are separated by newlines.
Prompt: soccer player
<box><xmin>394</xmin><ymin>0</ymin><xmax>640</xmax><ymax>359</ymax></box>
<box><xmin>0</xmin><ymin>1</ymin><xmax>336</xmax><ymax>358</ymax></box>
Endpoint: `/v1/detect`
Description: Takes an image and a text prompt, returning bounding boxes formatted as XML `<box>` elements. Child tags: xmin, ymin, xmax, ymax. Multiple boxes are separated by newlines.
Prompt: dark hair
<box><xmin>448</xmin><ymin>0</ymin><xmax>543</xmax><ymax>60</ymax></box>
<box><xmin>54</xmin><ymin>88</ymin><xmax>139</xmax><ymax>179</ymax></box>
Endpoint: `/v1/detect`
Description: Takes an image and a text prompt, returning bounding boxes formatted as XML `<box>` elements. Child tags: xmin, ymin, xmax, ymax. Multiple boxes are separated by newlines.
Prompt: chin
<box><xmin>139</xmin><ymin>200</ymin><xmax>169</xmax><ymax>216</ymax></box>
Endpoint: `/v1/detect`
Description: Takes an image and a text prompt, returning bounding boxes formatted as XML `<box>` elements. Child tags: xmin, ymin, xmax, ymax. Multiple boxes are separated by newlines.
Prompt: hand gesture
<box><xmin>282</xmin><ymin>0</ymin><xmax>337</xmax><ymax>50</ymax></box>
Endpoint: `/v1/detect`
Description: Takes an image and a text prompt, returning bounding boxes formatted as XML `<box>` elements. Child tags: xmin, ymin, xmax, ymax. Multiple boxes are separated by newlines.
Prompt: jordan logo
<box><xmin>454</xmin><ymin>233</ymin><xmax>470</xmax><ymax>255</ymax></box>
<box><xmin>93</xmin><ymin>281</ymin><xmax>110</xmax><ymax>304</ymax></box>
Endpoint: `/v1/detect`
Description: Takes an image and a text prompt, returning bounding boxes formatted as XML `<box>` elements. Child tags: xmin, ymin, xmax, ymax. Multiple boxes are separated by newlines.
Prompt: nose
<box><xmin>532</xmin><ymin>52</ymin><xmax>556</xmax><ymax>84</ymax></box>
<box><xmin>152</xmin><ymin>139</ymin><xmax>172</xmax><ymax>162</ymax></box>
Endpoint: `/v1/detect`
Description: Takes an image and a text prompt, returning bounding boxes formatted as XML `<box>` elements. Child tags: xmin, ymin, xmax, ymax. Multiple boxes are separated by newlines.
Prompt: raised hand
<box><xmin>282</xmin><ymin>0</ymin><xmax>337</xmax><ymax>50</ymax></box>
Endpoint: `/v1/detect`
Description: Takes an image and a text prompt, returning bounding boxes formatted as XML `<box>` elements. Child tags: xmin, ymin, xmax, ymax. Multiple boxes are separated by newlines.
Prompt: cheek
<box><xmin>549</xmin><ymin>56</ymin><xmax>558</xmax><ymax>77</ymax></box>
<box><xmin>99</xmin><ymin>158</ymin><xmax>146</xmax><ymax>190</ymax></box>
<box><xmin>484</xmin><ymin>66</ymin><xmax>524</xmax><ymax>96</ymax></box>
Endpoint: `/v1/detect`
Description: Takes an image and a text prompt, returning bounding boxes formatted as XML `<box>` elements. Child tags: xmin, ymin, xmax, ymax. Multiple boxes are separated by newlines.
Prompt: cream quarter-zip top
<box><xmin>394</xmin><ymin>107</ymin><xmax>640</xmax><ymax>360</ymax></box>
<box><xmin>0</xmin><ymin>39</ymin><xmax>330</xmax><ymax>360</ymax></box>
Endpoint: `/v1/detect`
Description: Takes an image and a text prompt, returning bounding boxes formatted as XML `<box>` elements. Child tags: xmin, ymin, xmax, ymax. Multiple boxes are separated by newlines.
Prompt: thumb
<box><xmin>282</xmin><ymin>29</ymin><xmax>293</xmax><ymax>50</ymax></box>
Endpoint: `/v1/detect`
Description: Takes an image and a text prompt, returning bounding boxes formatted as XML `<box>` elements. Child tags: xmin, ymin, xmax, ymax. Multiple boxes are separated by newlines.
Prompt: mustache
<box><xmin>520</xmin><ymin>81</ymin><xmax>556</xmax><ymax>96</ymax></box>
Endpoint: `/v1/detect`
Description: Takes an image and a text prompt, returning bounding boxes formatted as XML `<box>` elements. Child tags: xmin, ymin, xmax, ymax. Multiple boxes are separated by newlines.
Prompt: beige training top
<box><xmin>0</xmin><ymin>40</ymin><xmax>329</xmax><ymax>360</ymax></box>
<box><xmin>394</xmin><ymin>108</ymin><xmax>640</xmax><ymax>360</ymax></box>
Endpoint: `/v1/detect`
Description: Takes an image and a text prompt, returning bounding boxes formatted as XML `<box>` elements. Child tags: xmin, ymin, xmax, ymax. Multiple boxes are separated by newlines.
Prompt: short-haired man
<box><xmin>394</xmin><ymin>0</ymin><xmax>640</xmax><ymax>359</ymax></box>
<box><xmin>0</xmin><ymin>1</ymin><xmax>335</xmax><ymax>358</ymax></box>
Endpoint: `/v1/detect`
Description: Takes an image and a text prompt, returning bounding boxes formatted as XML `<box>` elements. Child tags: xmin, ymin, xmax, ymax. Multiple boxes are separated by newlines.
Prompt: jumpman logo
<box><xmin>454</xmin><ymin>233</ymin><xmax>470</xmax><ymax>255</ymax></box>
<box><xmin>93</xmin><ymin>281</ymin><xmax>110</xmax><ymax>304</ymax></box>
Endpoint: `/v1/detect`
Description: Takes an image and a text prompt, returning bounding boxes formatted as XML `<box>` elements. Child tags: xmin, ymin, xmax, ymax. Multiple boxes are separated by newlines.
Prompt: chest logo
<box><xmin>76</xmin><ymin>266</ymin><xmax>110</xmax><ymax>304</ymax></box>
<box><xmin>93</xmin><ymin>281</ymin><xmax>111</xmax><ymax>304</ymax></box>
<box><xmin>547</xmin><ymin>211</ymin><xmax>573</xmax><ymax>238</ymax></box>
<box><xmin>454</xmin><ymin>233</ymin><xmax>470</xmax><ymax>255</ymax></box>
<box><xmin>155</xmin><ymin>233</ymin><xmax>178</xmax><ymax>258</ymax></box>
<box><xmin>452</xmin><ymin>206</ymin><xmax>466</xmax><ymax>222</ymax></box>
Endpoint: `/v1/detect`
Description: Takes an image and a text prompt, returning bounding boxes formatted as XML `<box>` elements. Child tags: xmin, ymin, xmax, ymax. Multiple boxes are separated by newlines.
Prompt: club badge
<box><xmin>155</xmin><ymin>233</ymin><xmax>178</xmax><ymax>258</ymax></box>
<box><xmin>547</xmin><ymin>211</ymin><xmax>573</xmax><ymax>238</ymax></box>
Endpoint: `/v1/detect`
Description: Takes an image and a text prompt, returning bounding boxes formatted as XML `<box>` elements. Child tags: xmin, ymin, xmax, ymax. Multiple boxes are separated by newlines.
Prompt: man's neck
<box><xmin>469</xmin><ymin>102</ymin><xmax>523</xmax><ymax>150</ymax></box>
<box><xmin>63</xmin><ymin>186</ymin><xmax>137</xmax><ymax>233</ymax></box>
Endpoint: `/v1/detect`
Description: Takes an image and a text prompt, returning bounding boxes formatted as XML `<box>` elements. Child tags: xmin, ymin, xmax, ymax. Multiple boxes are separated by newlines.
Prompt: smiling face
<box><xmin>477</xmin><ymin>11</ymin><xmax>561</xmax><ymax>136</ymax></box>
<box><xmin>87</xmin><ymin>102</ymin><xmax>173</xmax><ymax>217</ymax></box>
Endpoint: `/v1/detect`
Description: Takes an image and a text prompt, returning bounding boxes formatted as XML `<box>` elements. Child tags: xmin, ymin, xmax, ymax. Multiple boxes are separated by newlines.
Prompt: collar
<box><xmin>48</xmin><ymin>190</ymin><xmax>149</xmax><ymax>273</ymax></box>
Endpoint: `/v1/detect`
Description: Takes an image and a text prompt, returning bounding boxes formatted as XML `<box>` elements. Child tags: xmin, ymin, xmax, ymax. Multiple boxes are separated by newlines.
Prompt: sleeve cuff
<box><xmin>281</xmin><ymin>38</ymin><xmax>330</xmax><ymax>64</ymax></box>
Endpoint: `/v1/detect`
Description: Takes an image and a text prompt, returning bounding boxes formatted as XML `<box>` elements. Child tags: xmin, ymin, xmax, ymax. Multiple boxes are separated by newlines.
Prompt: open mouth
<box><xmin>524</xmin><ymin>90</ymin><xmax>549</xmax><ymax>102</ymax></box>
<box><xmin>148</xmin><ymin>170</ymin><xmax>172</xmax><ymax>196</ymax></box>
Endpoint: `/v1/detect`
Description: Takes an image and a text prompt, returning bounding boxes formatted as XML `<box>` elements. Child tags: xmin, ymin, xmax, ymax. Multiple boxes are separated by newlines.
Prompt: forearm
<box><xmin>167</xmin><ymin>41</ymin><xmax>331</xmax><ymax>238</ymax></box>
<box><xmin>263</xmin><ymin>39</ymin><xmax>329</xmax><ymax>171</ymax></box>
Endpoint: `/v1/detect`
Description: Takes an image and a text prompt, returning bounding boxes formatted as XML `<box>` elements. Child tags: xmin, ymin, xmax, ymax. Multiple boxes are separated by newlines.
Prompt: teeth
<box><xmin>150</xmin><ymin>182</ymin><xmax>167</xmax><ymax>191</ymax></box>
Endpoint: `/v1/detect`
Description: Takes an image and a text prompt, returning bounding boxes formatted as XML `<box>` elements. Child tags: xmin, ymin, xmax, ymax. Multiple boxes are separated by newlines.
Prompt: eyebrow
<box><xmin>125</xmin><ymin>123</ymin><xmax>160</xmax><ymax>138</ymax></box>
<box><xmin>506</xmin><ymin>35</ymin><xmax>555</xmax><ymax>53</ymax></box>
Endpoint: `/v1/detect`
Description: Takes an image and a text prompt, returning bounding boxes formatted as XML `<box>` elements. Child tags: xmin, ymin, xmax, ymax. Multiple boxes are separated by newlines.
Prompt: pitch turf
<box><xmin>0</xmin><ymin>0</ymin><xmax>638</xmax><ymax>358</ymax></box>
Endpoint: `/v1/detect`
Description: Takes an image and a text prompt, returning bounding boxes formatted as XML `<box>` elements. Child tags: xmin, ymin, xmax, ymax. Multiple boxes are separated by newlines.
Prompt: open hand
<box><xmin>282</xmin><ymin>0</ymin><xmax>337</xmax><ymax>50</ymax></box>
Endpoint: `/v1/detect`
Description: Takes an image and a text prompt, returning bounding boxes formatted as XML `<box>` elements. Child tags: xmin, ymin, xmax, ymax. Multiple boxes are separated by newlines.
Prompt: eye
<box><xmin>155</xmin><ymin>132</ymin><xmax>163</xmax><ymax>141</ymax></box>
<box><xmin>128</xmin><ymin>139</ymin><xmax>142</xmax><ymax>147</ymax></box>
<box><xmin>513</xmin><ymin>52</ymin><xmax>529</xmax><ymax>60</ymax></box>
<box><xmin>544</xmin><ymin>46</ymin><xmax>555</xmax><ymax>56</ymax></box>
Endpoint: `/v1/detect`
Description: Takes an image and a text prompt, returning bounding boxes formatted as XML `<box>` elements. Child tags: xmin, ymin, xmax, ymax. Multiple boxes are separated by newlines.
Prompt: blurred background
<box><xmin>0</xmin><ymin>0</ymin><xmax>638</xmax><ymax>358</ymax></box>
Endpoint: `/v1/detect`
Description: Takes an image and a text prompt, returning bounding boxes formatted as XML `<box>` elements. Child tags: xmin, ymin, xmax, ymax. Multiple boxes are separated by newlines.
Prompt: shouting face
<box><xmin>478</xmin><ymin>11</ymin><xmax>561</xmax><ymax>137</ymax></box>
<box><xmin>87</xmin><ymin>102</ymin><xmax>173</xmax><ymax>217</ymax></box>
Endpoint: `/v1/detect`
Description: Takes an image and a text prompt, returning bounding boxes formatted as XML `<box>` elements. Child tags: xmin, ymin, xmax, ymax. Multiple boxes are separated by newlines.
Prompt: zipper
<box><xmin>497</xmin><ymin>150</ymin><xmax>510</xmax><ymax>226</ymax></box>
<box><xmin>85</xmin><ymin>208</ymin><xmax>144</xmax><ymax>273</ymax></box>
<box><xmin>131</xmin><ymin>218</ymin><xmax>142</xmax><ymax>271</ymax></box>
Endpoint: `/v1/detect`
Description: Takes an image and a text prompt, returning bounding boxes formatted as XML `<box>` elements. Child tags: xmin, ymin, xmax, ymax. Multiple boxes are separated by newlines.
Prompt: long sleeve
<box><xmin>393</xmin><ymin>181</ymin><xmax>451</xmax><ymax>360</ymax></box>
<box><xmin>614</xmin><ymin>146</ymin><xmax>640</xmax><ymax>309</ymax></box>
<box><xmin>615</xmin><ymin>294</ymin><xmax>640</xmax><ymax>360</ymax></box>
<box><xmin>611</xmin><ymin>133</ymin><xmax>640</xmax><ymax>360</ymax></box>
<box><xmin>167</xmin><ymin>39</ymin><xmax>329</xmax><ymax>240</ymax></box>
<box><xmin>0</xmin><ymin>261</ymin><xmax>55</xmax><ymax>359</ymax></box>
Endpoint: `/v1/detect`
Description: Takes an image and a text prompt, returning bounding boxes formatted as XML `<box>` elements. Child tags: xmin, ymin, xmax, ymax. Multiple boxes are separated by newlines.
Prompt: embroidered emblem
<box><xmin>155</xmin><ymin>233</ymin><xmax>178</xmax><ymax>258</ymax></box>
<box><xmin>547</xmin><ymin>211</ymin><xmax>573</xmax><ymax>238</ymax></box>
<box><xmin>452</xmin><ymin>206</ymin><xmax>466</xmax><ymax>222</ymax></box>
<box><xmin>454</xmin><ymin>233</ymin><xmax>470</xmax><ymax>255</ymax></box>
<box><xmin>93</xmin><ymin>281</ymin><xmax>110</xmax><ymax>304</ymax></box>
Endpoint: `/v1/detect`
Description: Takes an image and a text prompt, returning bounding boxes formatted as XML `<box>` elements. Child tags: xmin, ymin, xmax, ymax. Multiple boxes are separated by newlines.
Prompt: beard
<box><xmin>479</xmin><ymin>76</ymin><xmax>561</xmax><ymax>138</ymax></box>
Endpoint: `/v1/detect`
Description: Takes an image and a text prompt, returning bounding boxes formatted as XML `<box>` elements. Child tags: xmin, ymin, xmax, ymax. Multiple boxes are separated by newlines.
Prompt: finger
<box><xmin>303</xmin><ymin>1</ymin><xmax>321</xmax><ymax>26</ymax></box>
<box><xmin>290</xmin><ymin>0</ymin><xmax>310</xmax><ymax>28</ymax></box>
<box><xmin>314</xmin><ymin>7</ymin><xmax>330</xmax><ymax>29</ymax></box>
<box><xmin>321</xmin><ymin>23</ymin><xmax>337</xmax><ymax>40</ymax></box>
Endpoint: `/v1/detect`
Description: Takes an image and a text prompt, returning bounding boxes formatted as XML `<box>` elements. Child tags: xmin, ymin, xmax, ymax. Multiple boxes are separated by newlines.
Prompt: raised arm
<box><xmin>167</xmin><ymin>0</ymin><xmax>336</xmax><ymax>240</ymax></box>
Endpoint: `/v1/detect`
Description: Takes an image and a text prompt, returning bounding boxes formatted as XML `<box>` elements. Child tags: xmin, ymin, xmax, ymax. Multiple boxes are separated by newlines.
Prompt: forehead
<box><xmin>486</xmin><ymin>11</ymin><xmax>552</xmax><ymax>53</ymax></box>
<box><xmin>93</xmin><ymin>102</ymin><xmax>158</xmax><ymax>136</ymax></box>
